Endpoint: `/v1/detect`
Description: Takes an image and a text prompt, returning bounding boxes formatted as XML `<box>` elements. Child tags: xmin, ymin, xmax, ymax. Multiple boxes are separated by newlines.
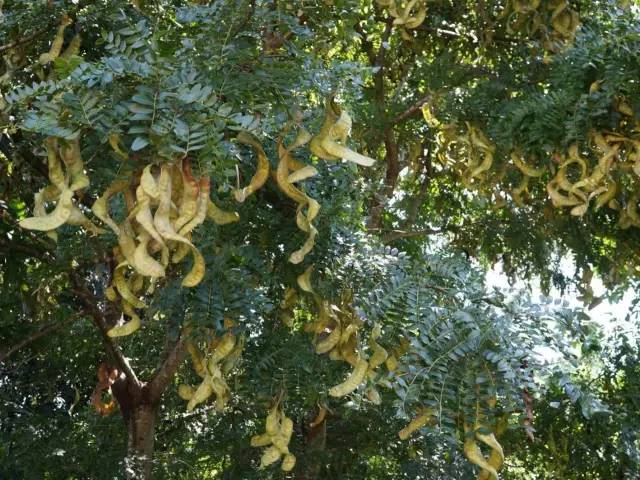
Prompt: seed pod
<box><xmin>260</xmin><ymin>446</ymin><xmax>282</xmax><ymax>468</ymax></box>
<box><xmin>281</xmin><ymin>453</ymin><xmax>296</xmax><ymax>472</ymax></box>
<box><xmin>20</xmin><ymin>188</ymin><xmax>74</xmax><ymax>231</ymax></box>
<box><xmin>178</xmin><ymin>384</ymin><xmax>195</xmax><ymax>400</ymax></box>
<box><xmin>174</xmin><ymin>159</ymin><xmax>200</xmax><ymax>232</ymax></box>
<box><xmin>107</xmin><ymin>301</ymin><xmax>142</xmax><ymax>337</ymax></box>
<box><xmin>209</xmin><ymin>332</ymin><xmax>236</xmax><ymax>364</ymax></box>
<box><xmin>39</xmin><ymin>14</ymin><xmax>72</xmax><ymax>65</ymax></box>
<box><xmin>385</xmin><ymin>354</ymin><xmax>399</xmax><ymax>372</ymax></box>
<box><xmin>309</xmin><ymin>407</ymin><xmax>327</xmax><ymax>428</ymax></box>
<box><xmin>60</xmin><ymin>139</ymin><xmax>90</xmax><ymax>192</ymax></box>
<box><xmin>297</xmin><ymin>265</ymin><xmax>314</xmax><ymax>293</ymax></box>
<box><xmin>310</xmin><ymin>98</ymin><xmax>376</xmax><ymax>167</ymax></box>
<box><xmin>234</xmin><ymin>132</ymin><xmax>270</xmax><ymax>202</ymax></box>
<box><xmin>276</xmin><ymin>139</ymin><xmax>319</xmax><ymax>263</ymax></box>
<box><xmin>178</xmin><ymin>176</ymin><xmax>209</xmax><ymax>236</ymax></box>
<box><xmin>329</xmin><ymin>357</ymin><xmax>368</xmax><ymax>397</ymax></box>
<box><xmin>140</xmin><ymin>165</ymin><xmax>159</xmax><ymax>199</ymax></box>
<box><xmin>92</xmin><ymin>180</ymin><xmax>129</xmax><ymax>234</ymax></box>
<box><xmin>207</xmin><ymin>200</ymin><xmax>240</xmax><ymax>224</ymax></box>
<box><xmin>366</xmin><ymin>386</ymin><xmax>382</xmax><ymax>405</ymax></box>
<box><xmin>44</xmin><ymin>137</ymin><xmax>67</xmax><ymax>191</ymax></box>
<box><xmin>398</xmin><ymin>407</ymin><xmax>436</xmax><ymax>440</ymax></box>
<box><xmin>186</xmin><ymin>379</ymin><xmax>214</xmax><ymax>411</ymax></box>
<box><xmin>113</xmin><ymin>263</ymin><xmax>146</xmax><ymax>309</ymax></box>
<box><xmin>250</xmin><ymin>433</ymin><xmax>272</xmax><ymax>447</ymax></box>
<box><xmin>60</xmin><ymin>33</ymin><xmax>82</xmax><ymax>59</ymax></box>
<box><xmin>153</xmin><ymin>165</ymin><xmax>205</xmax><ymax>287</ymax></box>
<box><xmin>463</xmin><ymin>423</ymin><xmax>499</xmax><ymax>480</ymax></box>
<box><xmin>315</xmin><ymin>323</ymin><xmax>341</xmax><ymax>354</ymax></box>
<box><xmin>186</xmin><ymin>342</ymin><xmax>207</xmax><ymax>378</ymax></box>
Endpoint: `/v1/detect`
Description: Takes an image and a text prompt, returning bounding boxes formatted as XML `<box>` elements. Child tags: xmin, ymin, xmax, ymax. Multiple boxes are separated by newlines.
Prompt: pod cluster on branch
<box><xmin>178</xmin><ymin>323</ymin><xmax>244</xmax><ymax>412</ymax></box>
<box><xmin>251</xmin><ymin>402</ymin><xmax>296</xmax><ymax>471</ymax></box>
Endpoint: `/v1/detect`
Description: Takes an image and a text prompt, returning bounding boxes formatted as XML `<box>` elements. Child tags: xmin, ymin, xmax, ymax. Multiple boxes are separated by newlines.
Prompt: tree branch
<box><xmin>69</xmin><ymin>272</ymin><xmax>141</xmax><ymax>388</ymax></box>
<box><xmin>148</xmin><ymin>335</ymin><xmax>186</xmax><ymax>402</ymax></box>
<box><xmin>0</xmin><ymin>312</ymin><xmax>85</xmax><ymax>363</ymax></box>
<box><xmin>392</xmin><ymin>93</ymin><xmax>434</xmax><ymax>125</ymax></box>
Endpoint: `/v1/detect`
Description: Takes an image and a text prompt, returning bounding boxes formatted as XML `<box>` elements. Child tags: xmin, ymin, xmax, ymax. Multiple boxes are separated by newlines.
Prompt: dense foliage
<box><xmin>1</xmin><ymin>0</ymin><xmax>639</xmax><ymax>479</ymax></box>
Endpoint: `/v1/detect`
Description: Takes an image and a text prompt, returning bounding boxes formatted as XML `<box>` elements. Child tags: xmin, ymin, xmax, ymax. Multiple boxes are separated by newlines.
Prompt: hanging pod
<box><xmin>234</xmin><ymin>132</ymin><xmax>270</xmax><ymax>202</ymax></box>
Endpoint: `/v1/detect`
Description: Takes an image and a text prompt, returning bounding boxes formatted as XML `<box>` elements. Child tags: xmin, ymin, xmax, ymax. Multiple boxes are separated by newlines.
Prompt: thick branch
<box><xmin>392</xmin><ymin>93</ymin><xmax>434</xmax><ymax>125</ymax></box>
<box><xmin>148</xmin><ymin>336</ymin><xmax>186</xmax><ymax>402</ymax></box>
<box><xmin>0</xmin><ymin>312</ymin><xmax>85</xmax><ymax>362</ymax></box>
<box><xmin>70</xmin><ymin>272</ymin><xmax>141</xmax><ymax>388</ymax></box>
<box><xmin>381</xmin><ymin>228</ymin><xmax>442</xmax><ymax>243</ymax></box>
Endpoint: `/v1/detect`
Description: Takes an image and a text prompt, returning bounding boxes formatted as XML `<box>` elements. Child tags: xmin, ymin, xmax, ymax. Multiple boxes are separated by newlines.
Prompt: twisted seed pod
<box><xmin>398</xmin><ymin>407</ymin><xmax>437</xmax><ymax>440</ymax></box>
<box><xmin>60</xmin><ymin>139</ymin><xmax>90</xmax><ymax>191</ymax></box>
<box><xmin>178</xmin><ymin>384</ymin><xmax>195</xmax><ymax>400</ymax></box>
<box><xmin>310</xmin><ymin>99</ymin><xmax>376</xmax><ymax>167</ymax></box>
<box><xmin>45</xmin><ymin>137</ymin><xmax>67</xmax><ymax>191</ymax></box>
<box><xmin>463</xmin><ymin>424</ymin><xmax>499</xmax><ymax>480</ymax></box>
<box><xmin>234</xmin><ymin>132</ymin><xmax>270</xmax><ymax>202</ymax></box>
<box><xmin>315</xmin><ymin>322</ymin><xmax>342</xmax><ymax>354</ymax></box>
<box><xmin>329</xmin><ymin>357</ymin><xmax>368</xmax><ymax>397</ymax></box>
<box><xmin>207</xmin><ymin>200</ymin><xmax>240</xmax><ymax>224</ymax></box>
<box><xmin>209</xmin><ymin>332</ymin><xmax>236</xmax><ymax>364</ymax></box>
<box><xmin>250</xmin><ymin>433</ymin><xmax>272</xmax><ymax>447</ymax></box>
<box><xmin>39</xmin><ymin>14</ymin><xmax>72</xmax><ymax>65</ymax></box>
<box><xmin>309</xmin><ymin>406</ymin><xmax>327</xmax><ymax>428</ymax></box>
<box><xmin>281</xmin><ymin>453</ymin><xmax>296</xmax><ymax>472</ymax></box>
<box><xmin>19</xmin><ymin>188</ymin><xmax>74</xmax><ymax>231</ymax></box>
<box><xmin>92</xmin><ymin>180</ymin><xmax>129</xmax><ymax>234</ymax></box>
<box><xmin>297</xmin><ymin>265</ymin><xmax>314</xmax><ymax>293</ymax></box>
<box><xmin>260</xmin><ymin>446</ymin><xmax>282</xmax><ymax>468</ymax></box>
<box><xmin>153</xmin><ymin>165</ymin><xmax>205</xmax><ymax>287</ymax></box>
<box><xmin>276</xmin><ymin>139</ymin><xmax>319</xmax><ymax>264</ymax></box>
<box><xmin>107</xmin><ymin>301</ymin><xmax>142</xmax><ymax>337</ymax></box>
<box><xmin>113</xmin><ymin>263</ymin><xmax>146</xmax><ymax>309</ymax></box>
<box><xmin>174</xmin><ymin>159</ymin><xmax>200</xmax><ymax>232</ymax></box>
<box><xmin>90</xmin><ymin>364</ymin><xmax>119</xmax><ymax>416</ymax></box>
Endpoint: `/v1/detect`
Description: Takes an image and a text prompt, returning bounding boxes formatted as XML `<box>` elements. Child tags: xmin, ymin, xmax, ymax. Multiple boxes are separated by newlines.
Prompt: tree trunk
<box><xmin>124</xmin><ymin>402</ymin><xmax>158</xmax><ymax>480</ymax></box>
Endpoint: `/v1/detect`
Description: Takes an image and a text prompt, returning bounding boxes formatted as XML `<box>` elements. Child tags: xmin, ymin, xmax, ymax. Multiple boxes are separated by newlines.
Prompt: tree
<box><xmin>1</xmin><ymin>0</ymin><xmax>638</xmax><ymax>478</ymax></box>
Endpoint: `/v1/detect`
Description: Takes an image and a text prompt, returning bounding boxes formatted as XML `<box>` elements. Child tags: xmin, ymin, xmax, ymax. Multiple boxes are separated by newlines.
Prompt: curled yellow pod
<box><xmin>174</xmin><ymin>159</ymin><xmax>200</xmax><ymax>232</ymax></box>
<box><xmin>207</xmin><ymin>200</ymin><xmax>240</xmax><ymax>225</ymax></box>
<box><xmin>92</xmin><ymin>180</ymin><xmax>129</xmax><ymax>235</ymax></box>
<box><xmin>463</xmin><ymin>423</ymin><xmax>499</xmax><ymax>480</ymax></box>
<box><xmin>60</xmin><ymin>139</ymin><xmax>90</xmax><ymax>191</ymax></box>
<box><xmin>113</xmin><ymin>263</ymin><xmax>146</xmax><ymax>309</ymax></box>
<box><xmin>44</xmin><ymin>137</ymin><xmax>67</xmax><ymax>191</ymax></box>
<box><xmin>281</xmin><ymin>453</ymin><xmax>296</xmax><ymax>472</ymax></box>
<box><xmin>153</xmin><ymin>165</ymin><xmax>206</xmax><ymax>287</ymax></box>
<box><xmin>297</xmin><ymin>265</ymin><xmax>314</xmax><ymax>293</ymax></box>
<box><xmin>234</xmin><ymin>132</ymin><xmax>270</xmax><ymax>202</ymax></box>
<box><xmin>209</xmin><ymin>332</ymin><xmax>236</xmax><ymax>364</ymax></box>
<box><xmin>178</xmin><ymin>384</ymin><xmax>195</xmax><ymax>400</ymax></box>
<box><xmin>107</xmin><ymin>301</ymin><xmax>142</xmax><ymax>338</ymax></box>
<box><xmin>329</xmin><ymin>357</ymin><xmax>368</xmax><ymax>397</ymax></box>
<box><xmin>315</xmin><ymin>323</ymin><xmax>342</xmax><ymax>354</ymax></box>
<box><xmin>20</xmin><ymin>188</ymin><xmax>74</xmax><ymax>231</ymax></box>
<box><xmin>133</xmin><ymin>232</ymin><xmax>165</xmax><ymax>278</ymax></box>
<box><xmin>39</xmin><ymin>14</ymin><xmax>72</xmax><ymax>65</ymax></box>
<box><xmin>178</xmin><ymin>176</ymin><xmax>209</xmax><ymax>236</ymax></box>
<box><xmin>511</xmin><ymin>152</ymin><xmax>546</xmax><ymax>177</ymax></box>
<box><xmin>186</xmin><ymin>341</ymin><xmax>207</xmax><ymax>378</ymax></box>
<box><xmin>186</xmin><ymin>379</ymin><xmax>214</xmax><ymax>411</ymax></box>
<box><xmin>260</xmin><ymin>445</ymin><xmax>282</xmax><ymax>468</ymax></box>
<box><xmin>250</xmin><ymin>433</ymin><xmax>272</xmax><ymax>447</ymax></box>
<box><xmin>398</xmin><ymin>407</ymin><xmax>436</xmax><ymax>440</ymax></box>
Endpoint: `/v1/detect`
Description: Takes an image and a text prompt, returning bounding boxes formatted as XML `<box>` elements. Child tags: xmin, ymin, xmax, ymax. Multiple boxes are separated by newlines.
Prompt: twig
<box><xmin>0</xmin><ymin>312</ymin><xmax>85</xmax><ymax>362</ymax></box>
<box><xmin>392</xmin><ymin>93</ymin><xmax>434</xmax><ymax>125</ymax></box>
<box><xmin>69</xmin><ymin>271</ymin><xmax>141</xmax><ymax>388</ymax></box>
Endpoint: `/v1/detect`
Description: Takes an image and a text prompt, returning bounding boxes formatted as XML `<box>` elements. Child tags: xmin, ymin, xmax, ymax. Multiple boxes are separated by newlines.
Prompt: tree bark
<box><xmin>125</xmin><ymin>402</ymin><xmax>158</xmax><ymax>480</ymax></box>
